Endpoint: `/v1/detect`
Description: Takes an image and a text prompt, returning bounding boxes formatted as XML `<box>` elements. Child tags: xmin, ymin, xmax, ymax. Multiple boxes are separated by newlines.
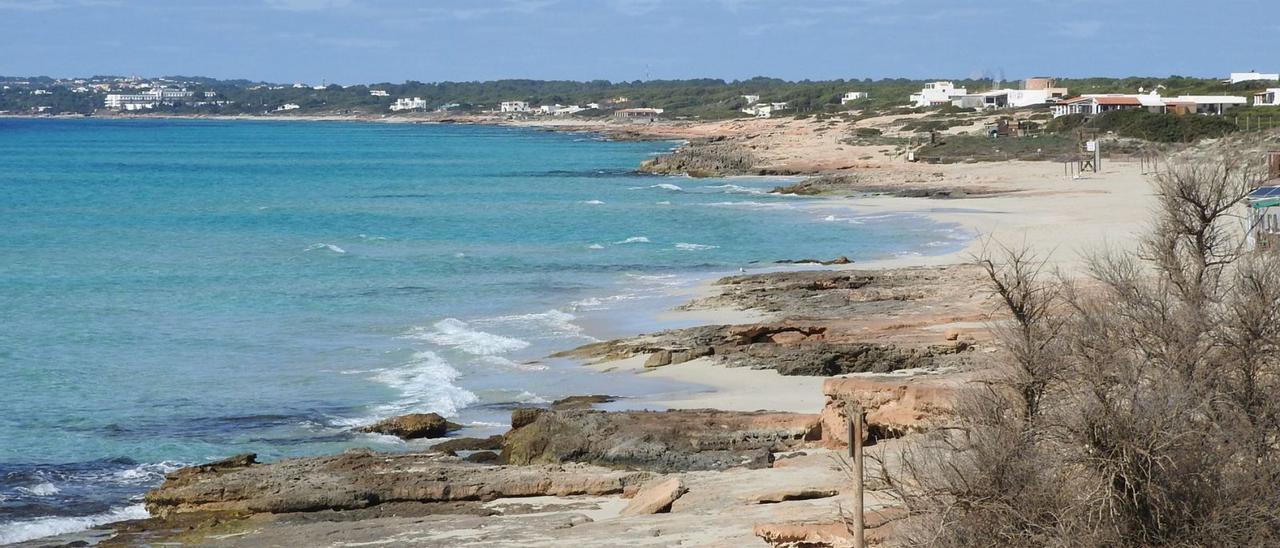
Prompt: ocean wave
<box><xmin>474</xmin><ymin>309</ymin><xmax>588</xmax><ymax>339</ymax></box>
<box><xmin>15</xmin><ymin>483</ymin><xmax>59</xmax><ymax>497</ymax></box>
<box><xmin>0</xmin><ymin>504</ymin><xmax>149</xmax><ymax>545</ymax></box>
<box><xmin>655</xmin><ymin>201</ymin><xmax>672</xmax><ymax>205</ymax></box>
<box><xmin>579</xmin><ymin>200</ymin><xmax>605</xmax><ymax>205</ymax></box>
<box><xmin>674</xmin><ymin>242</ymin><xmax>719</xmax><ymax>251</ymax></box>
<box><xmin>822</xmin><ymin>214</ymin><xmax>864</xmax><ymax>224</ymax></box>
<box><xmin>629</xmin><ymin>183</ymin><xmax>683</xmax><ymax>192</ymax></box>
<box><xmin>303</xmin><ymin>243</ymin><xmax>346</xmax><ymax>254</ymax></box>
<box><xmin>362</xmin><ymin>351</ymin><xmax>479</xmax><ymax>420</ymax></box>
<box><xmin>476</xmin><ymin>355</ymin><xmax>549</xmax><ymax>371</ymax></box>
<box><xmin>586</xmin><ymin>243</ymin><xmax>604</xmax><ymax>249</ymax></box>
<box><xmin>704</xmin><ymin>183</ymin><xmax>766</xmax><ymax>195</ymax></box>
<box><xmin>706</xmin><ymin>201</ymin><xmax>794</xmax><ymax>210</ymax></box>
<box><xmin>408</xmin><ymin>319</ymin><xmax>531</xmax><ymax>355</ymax></box>
<box><xmin>614</xmin><ymin>236</ymin><xmax>650</xmax><ymax>245</ymax></box>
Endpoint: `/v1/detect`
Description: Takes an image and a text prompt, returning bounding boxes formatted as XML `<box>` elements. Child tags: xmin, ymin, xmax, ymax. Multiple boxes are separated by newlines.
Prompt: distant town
<box><xmin>2</xmin><ymin>72</ymin><xmax>1278</xmax><ymax>123</ymax></box>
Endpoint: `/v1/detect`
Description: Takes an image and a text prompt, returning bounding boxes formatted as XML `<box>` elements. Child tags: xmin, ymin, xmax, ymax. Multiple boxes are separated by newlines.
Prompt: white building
<box><xmin>742</xmin><ymin>94</ymin><xmax>760</xmax><ymax>104</ymax></box>
<box><xmin>275</xmin><ymin>103</ymin><xmax>301</xmax><ymax>112</ymax></box>
<box><xmin>953</xmin><ymin>88</ymin><xmax>1059</xmax><ymax>110</ymax></box>
<box><xmin>369</xmin><ymin>89</ymin><xmax>389</xmax><ymax>97</ymax></box>
<box><xmin>841</xmin><ymin>91</ymin><xmax>868</xmax><ymax>104</ymax></box>
<box><xmin>553</xmin><ymin>105</ymin><xmax>585</xmax><ymax>116</ymax></box>
<box><xmin>500</xmin><ymin>101</ymin><xmax>530</xmax><ymax>113</ymax></box>
<box><xmin>390</xmin><ymin>97</ymin><xmax>428</xmax><ymax>111</ymax></box>
<box><xmin>103</xmin><ymin>88</ymin><xmax>196</xmax><ymax>110</ymax></box>
<box><xmin>31</xmin><ymin>89</ymin><xmax>51</xmax><ymax>95</ymax></box>
<box><xmin>1227</xmin><ymin>72</ymin><xmax>1280</xmax><ymax>85</ymax></box>
<box><xmin>742</xmin><ymin>102</ymin><xmax>790</xmax><ymax>118</ymax></box>
<box><xmin>1051</xmin><ymin>93</ymin><xmax>1247</xmax><ymax>118</ymax></box>
<box><xmin>909</xmin><ymin>81</ymin><xmax>968</xmax><ymax>108</ymax></box>
<box><xmin>1254</xmin><ymin>89</ymin><xmax>1280</xmax><ymax>107</ymax></box>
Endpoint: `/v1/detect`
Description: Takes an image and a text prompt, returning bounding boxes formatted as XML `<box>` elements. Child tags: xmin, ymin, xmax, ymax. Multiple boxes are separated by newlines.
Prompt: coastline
<box><xmin>6</xmin><ymin>114</ymin><xmax>1159</xmax><ymax>546</ymax></box>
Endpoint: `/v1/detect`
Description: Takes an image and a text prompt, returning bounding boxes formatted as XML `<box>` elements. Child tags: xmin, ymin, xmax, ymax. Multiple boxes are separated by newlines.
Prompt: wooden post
<box><xmin>848</xmin><ymin>405</ymin><xmax>866</xmax><ymax>548</ymax></box>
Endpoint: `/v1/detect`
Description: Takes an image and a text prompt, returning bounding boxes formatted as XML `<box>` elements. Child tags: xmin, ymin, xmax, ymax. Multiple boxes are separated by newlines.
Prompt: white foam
<box><xmin>614</xmin><ymin>236</ymin><xmax>650</xmax><ymax>245</ymax></box>
<box><xmin>110</xmin><ymin>462</ymin><xmax>185</xmax><ymax>484</ymax></box>
<box><xmin>409</xmin><ymin>318</ymin><xmax>530</xmax><ymax>355</ymax></box>
<box><xmin>17</xmin><ymin>483</ymin><xmax>59</xmax><ymax>496</ymax></box>
<box><xmin>630</xmin><ymin>183</ymin><xmax>683</xmax><ymax>192</ymax></box>
<box><xmin>705</xmin><ymin>183</ymin><xmax>765</xmax><ymax>195</ymax></box>
<box><xmin>586</xmin><ymin>243</ymin><xmax>605</xmax><ymax>250</ymax></box>
<box><xmin>514</xmin><ymin>391</ymin><xmax>550</xmax><ymax>404</ymax></box>
<box><xmin>655</xmin><ymin>201</ymin><xmax>672</xmax><ymax>205</ymax></box>
<box><xmin>674</xmin><ymin>242</ymin><xmax>719</xmax><ymax>251</ymax></box>
<box><xmin>303</xmin><ymin>243</ymin><xmax>346</xmax><ymax>254</ymax></box>
<box><xmin>0</xmin><ymin>504</ymin><xmax>149</xmax><ymax>545</ymax></box>
<box><xmin>362</xmin><ymin>351</ymin><xmax>479</xmax><ymax>419</ymax></box>
<box><xmin>477</xmin><ymin>355</ymin><xmax>549</xmax><ymax>371</ymax></box>
<box><xmin>579</xmin><ymin>200</ymin><xmax>605</xmax><ymax>205</ymax></box>
<box><xmin>475</xmin><ymin>309</ymin><xmax>594</xmax><ymax>341</ymax></box>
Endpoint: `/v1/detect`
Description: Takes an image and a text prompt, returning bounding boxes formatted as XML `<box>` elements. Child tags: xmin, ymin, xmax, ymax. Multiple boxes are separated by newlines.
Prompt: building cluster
<box><xmin>1050</xmin><ymin>93</ymin><xmax>1249</xmax><ymax>118</ymax></box>
<box><xmin>740</xmin><ymin>95</ymin><xmax>790</xmax><ymax>118</ymax></box>
<box><xmin>910</xmin><ymin>78</ymin><xmax>1068</xmax><ymax>109</ymax></box>
<box><xmin>104</xmin><ymin>88</ymin><xmax>201</xmax><ymax>111</ymax></box>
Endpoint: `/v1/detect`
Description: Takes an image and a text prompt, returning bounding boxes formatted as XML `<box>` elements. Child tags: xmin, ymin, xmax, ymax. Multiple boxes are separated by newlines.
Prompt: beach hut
<box><xmin>1245</xmin><ymin>151</ymin><xmax>1280</xmax><ymax>251</ymax></box>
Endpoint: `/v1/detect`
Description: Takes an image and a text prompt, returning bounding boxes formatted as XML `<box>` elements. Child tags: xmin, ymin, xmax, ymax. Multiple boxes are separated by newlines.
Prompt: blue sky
<box><xmin>1</xmin><ymin>0</ymin><xmax>1275</xmax><ymax>84</ymax></box>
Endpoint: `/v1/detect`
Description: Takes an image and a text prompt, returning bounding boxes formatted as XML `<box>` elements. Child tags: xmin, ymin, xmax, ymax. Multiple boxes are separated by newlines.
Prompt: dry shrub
<box><xmin>885</xmin><ymin>155</ymin><xmax>1280</xmax><ymax>546</ymax></box>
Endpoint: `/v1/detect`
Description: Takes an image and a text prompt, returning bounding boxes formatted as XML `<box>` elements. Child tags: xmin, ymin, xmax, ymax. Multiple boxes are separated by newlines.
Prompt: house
<box><xmin>553</xmin><ymin>105</ymin><xmax>585</xmax><ymax>116</ymax></box>
<box><xmin>1244</xmin><ymin>152</ymin><xmax>1280</xmax><ymax>251</ymax></box>
<box><xmin>910</xmin><ymin>81</ymin><xmax>968</xmax><ymax>108</ymax></box>
<box><xmin>1226</xmin><ymin>72</ymin><xmax>1280</xmax><ymax>85</ymax></box>
<box><xmin>500</xmin><ymin>101</ymin><xmax>529</xmax><ymax>113</ymax></box>
<box><xmin>955</xmin><ymin>89</ymin><xmax>1057</xmax><ymax>110</ymax></box>
<box><xmin>1166</xmin><ymin>95</ymin><xmax>1248</xmax><ymax>115</ymax></box>
<box><xmin>613</xmin><ymin>108</ymin><xmax>663</xmax><ymax>122</ymax></box>
<box><xmin>841</xmin><ymin>91</ymin><xmax>868</xmax><ymax>104</ymax></box>
<box><xmin>742</xmin><ymin>102</ymin><xmax>790</xmax><ymax>118</ymax></box>
<box><xmin>390</xmin><ymin>97</ymin><xmax>428</xmax><ymax>111</ymax></box>
<box><xmin>742</xmin><ymin>94</ymin><xmax>760</xmax><ymax>104</ymax></box>
<box><xmin>1254</xmin><ymin>89</ymin><xmax>1280</xmax><ymax>107</ymax></box>
<box><xmin>275</xmin><ymin>103</ymin><xmax>301</xmax><ymax>112</ymax></box>
<box><xmin>586</xmin><ymin>103</ymin><xmax>601</xmax><ymax>110</ymax></box>
<box><xmin>103</xmin><ymin>88</ymin><xmax>196</xmax><ymax>110</ymax></box>
<box><xmin>370</xmin><ymin>90</ymin><xmax>389</xmax><ymax>97</ymax></box>
<box><xmin>1051</xmin><ymin>93</ymin><xmax>1247</xmax><ymax>118</ymax></box>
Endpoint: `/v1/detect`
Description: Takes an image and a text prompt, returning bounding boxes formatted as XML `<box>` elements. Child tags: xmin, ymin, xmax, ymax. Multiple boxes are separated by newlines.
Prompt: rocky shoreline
<box><xmin>23</xmin><ymin>262</ymin><xmax>994</xmax><ymax>547</ymax></box>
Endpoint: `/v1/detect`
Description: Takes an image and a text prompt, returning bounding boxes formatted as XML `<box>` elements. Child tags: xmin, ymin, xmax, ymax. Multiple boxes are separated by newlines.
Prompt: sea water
<box><xmin>0</xmin><ymin>118</ymin><xmax>968</xmax><ymax>543</ymax></box>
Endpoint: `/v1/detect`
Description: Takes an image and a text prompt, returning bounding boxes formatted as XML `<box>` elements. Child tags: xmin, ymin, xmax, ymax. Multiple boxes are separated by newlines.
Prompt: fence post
<box><xmin>848</xmin><ymin>405</ymin><xmax>866</xmax><ymax>548</ymax></box>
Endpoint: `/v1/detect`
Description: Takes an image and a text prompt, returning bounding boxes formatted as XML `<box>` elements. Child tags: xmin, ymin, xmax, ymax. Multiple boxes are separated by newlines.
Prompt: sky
<box><xmin>1</xmin><ymin>0</ymin><xmax>1276</xmax><ymax>85</ymax></box>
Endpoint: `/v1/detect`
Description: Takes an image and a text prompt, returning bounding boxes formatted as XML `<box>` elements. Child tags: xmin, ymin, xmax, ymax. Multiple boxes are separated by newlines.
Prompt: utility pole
<box><xmin>848</xmin><ymin>405</ymin><xmax>866</xmax><ymax>548</ymax></box>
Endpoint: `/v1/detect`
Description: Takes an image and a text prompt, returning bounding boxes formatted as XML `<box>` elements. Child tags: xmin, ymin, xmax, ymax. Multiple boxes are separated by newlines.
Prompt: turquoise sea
<box><xmin>0</xmin><ymin>118</ymin><xmax>967</xmax><ymax>543</ymax></box>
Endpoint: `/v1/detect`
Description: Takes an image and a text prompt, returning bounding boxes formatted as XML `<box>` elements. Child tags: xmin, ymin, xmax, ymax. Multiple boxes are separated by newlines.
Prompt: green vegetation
<box><xmin>1085</xmin><ymin>110</ymin><xmax>1238</xmax><ymax>142</ymax></box>
<box><xmin>914</xmin><ymin>134</ymin><xmax>1078</xmax><ymax>163</ymax></box>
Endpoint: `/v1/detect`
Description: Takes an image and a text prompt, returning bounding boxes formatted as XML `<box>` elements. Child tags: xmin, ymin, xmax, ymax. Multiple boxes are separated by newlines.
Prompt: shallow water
<box><xmin>0</xmin><ymin>118</ymin><xmax>968</xmax><ymax>541</ymax></box>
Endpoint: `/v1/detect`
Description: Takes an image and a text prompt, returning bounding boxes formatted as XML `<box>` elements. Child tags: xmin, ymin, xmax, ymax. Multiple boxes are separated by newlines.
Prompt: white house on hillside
<box><xmin>910</xmin><ymin>81</ymin><xmax>967</xmax><ymax>108</ymax></box>
<box><xmin>1227</xmin><ymin>72</ymin><xmax>1280</xmax><ymax>85</ymax></box>
<box><xmin>369</xmin><ymin>90</ymin><xmax>389</xmax><ymax>97</ymax></box>
<box><xmin>741</xmin><ymin>94</ymin><xmax>760</xmax><ymax>104</ymax></box>
<box><xmin>501</xmin><ymin>101</ymin><xmax>530</xmax><ymax>113</ymax></box>
<box><xmin>1051</xmin><ymin>93</ymin><xmax>1247</xmax><ymax>118</ymax></box>
<box><xmin>841</xmin><ymin>91</ymin><xmax>868</xmax><ymax>104</ymax></box>
<box><xmin>390</xmin><ymin>97</ymin><xmax>428</xmax><ymax>111</ymax></box>
<box><xmin>1255</xmin><ymin>89</ymin><xmax>1280</xmax><ymax>107</ymax></box>
<box><xmin>742</xmin><ymin>102</ymin><xmax>790</xmax><ymax>118</ymax></box>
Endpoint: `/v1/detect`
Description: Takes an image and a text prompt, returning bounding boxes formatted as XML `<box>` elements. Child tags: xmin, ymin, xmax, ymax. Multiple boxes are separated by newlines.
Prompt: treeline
<box><xmin>1</xmin><ymin>75</ymin><xmax>1274</xmax><ymax>118</ymax></box>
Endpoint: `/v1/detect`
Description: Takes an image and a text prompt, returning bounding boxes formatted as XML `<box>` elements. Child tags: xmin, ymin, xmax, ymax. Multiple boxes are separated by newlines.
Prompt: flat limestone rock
<box><xmin>751</xmin><ymin>488</ymin><xmax>839</xmax><ymax>504</ymax></box>
<box><xmin>621</xmin><ymin>477</ymin><xmax>687</xmax><ymax>516</ymax></box>
<box><xmin>144</xmin><ymin>450</ymin><xmax>651</xmax><ymax>518</ymax></box>
<box><xmin>502</xmin><ymin>409</ymin><xmax>822</xmax><ymax>472</ymax></box>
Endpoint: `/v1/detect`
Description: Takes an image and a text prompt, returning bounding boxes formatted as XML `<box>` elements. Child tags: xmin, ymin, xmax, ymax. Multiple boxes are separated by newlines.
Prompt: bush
<box><xmin>853</xmin><ymin>127</ymin><xmax>882</xmax><ymax>137</ymax></box>
<box><xmin>1090</xmin><ymin>110</ymin><xmax>1237</xmax><ymax>142</ymax></box>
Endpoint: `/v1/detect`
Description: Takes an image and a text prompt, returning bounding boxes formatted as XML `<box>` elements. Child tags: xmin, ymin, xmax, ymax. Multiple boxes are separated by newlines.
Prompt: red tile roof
<box><xmin>1094</xmin><ymin>96</ymin><xmax>1141</xmax><ymax>106</ymax></box>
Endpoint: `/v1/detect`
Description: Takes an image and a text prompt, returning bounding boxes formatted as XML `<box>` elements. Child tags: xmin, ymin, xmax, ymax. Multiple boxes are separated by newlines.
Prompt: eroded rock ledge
<box><xmin>144</xmin><ymin>450</ymin><xmax>651</xmax><ymax>518</ymax></box>
<box><xmin>502</xmin><ymin>409</ymin><xmax>822</xmax><ymax>472</ymax></box>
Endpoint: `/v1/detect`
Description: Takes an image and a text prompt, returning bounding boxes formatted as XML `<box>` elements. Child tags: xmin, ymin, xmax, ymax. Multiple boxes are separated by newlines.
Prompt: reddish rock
<box><xmin>820</xmin><ymin>374</ymin><xmax>963</xmax><ymax>447</ymax></box>
<box><xmin>621</xmin><ymin>477</ymin><xmax>686</xmax><ymax>515</ymax></box>
<box><xmin>356</xmin><ymin>413</ymin><xmax>456</xmax><ymax>440</ymax></box>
